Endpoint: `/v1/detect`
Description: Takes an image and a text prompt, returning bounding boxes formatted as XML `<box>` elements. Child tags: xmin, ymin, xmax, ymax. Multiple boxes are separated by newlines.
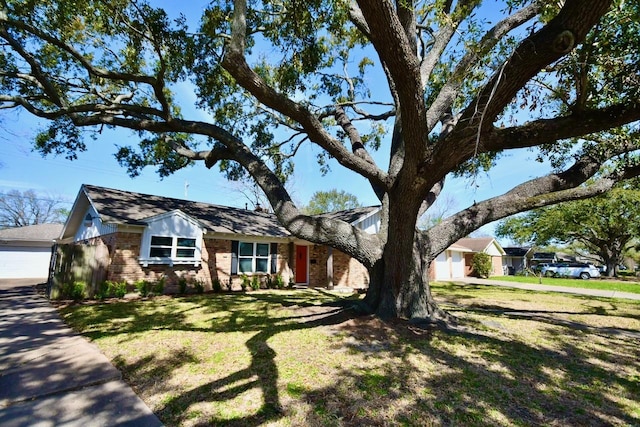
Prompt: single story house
<box><xmin>56</xmin><ymin>184</ymin><xmax>380</xmax><ymax>293</ymax></box>
<box><xmin>0</xmin><ymin>223</ymin><xmax>63</xmax><ymax>280</ymax></box>
<box><xmin>431</xmin><ymin>237</ymin><xmax>506</xmax><ymax>280</ymax></box>
<box><xmin>502</xmin><ymin>246</ymin><xmax>533</xmax><ymax>275</ymax></box>
<box><xmin>430</xmin><ymin>242</ymin><xmax>473</xmax><ymax>281</ymax></box>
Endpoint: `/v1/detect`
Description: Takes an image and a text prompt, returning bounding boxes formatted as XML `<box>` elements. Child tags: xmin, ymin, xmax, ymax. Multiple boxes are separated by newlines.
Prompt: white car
<box><xmin>540</xmin><ymin>263</ymin><xmax>600</xmax><ymax>280</ymax></box>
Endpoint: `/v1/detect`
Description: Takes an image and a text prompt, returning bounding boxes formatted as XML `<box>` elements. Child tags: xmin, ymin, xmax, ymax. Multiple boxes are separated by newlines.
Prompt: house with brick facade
<box><xmin>56</xmin><ymin>184</ymin><xmax>379</xmax><ymax>293</ymax></box>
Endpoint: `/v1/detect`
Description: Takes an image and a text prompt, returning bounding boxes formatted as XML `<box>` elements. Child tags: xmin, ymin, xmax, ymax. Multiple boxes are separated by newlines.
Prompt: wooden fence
<box><xmin>49</xmin><ymin>243</ymin><xmax>110</xmax><ymax>298</ymax></box>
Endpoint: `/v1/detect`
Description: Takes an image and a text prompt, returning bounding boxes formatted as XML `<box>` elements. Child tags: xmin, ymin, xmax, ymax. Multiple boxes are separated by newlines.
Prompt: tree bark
<box><xmin>361</xmin><ymin>200</ymin><xmax>452</xmax><ymax>323</ymax></box>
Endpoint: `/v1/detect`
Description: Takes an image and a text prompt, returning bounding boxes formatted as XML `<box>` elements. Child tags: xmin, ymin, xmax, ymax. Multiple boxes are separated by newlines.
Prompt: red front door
<box><xmin>295</xmin><ymin>245</ymin><xmax>308</xmax><ymax>284</ymax></box>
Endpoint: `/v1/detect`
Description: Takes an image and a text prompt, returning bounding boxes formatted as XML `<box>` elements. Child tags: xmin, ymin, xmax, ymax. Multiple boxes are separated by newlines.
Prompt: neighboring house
<box><xmin>431</xmin><ymin>242</ymin><xmax>473</xmax><ymax>281</ymax></box>
<box><xmin>456</xmin><ymin>237</ymin><xmax>506</xmax><ymax>277</ymax></box>
<box><xmin>530</xmin><ymin>252</ymin><xmax>557</xmax><ymax>269</ymax></box>
<box><xmin>56</xmin><ymin>184</ymin><xmax>380</xmax><ymax>293</ymax></box>
<box><xmin>431</xmin><ymin>237</ymin><xmax>506</xmax><ymax>280</ymax></box>
<box><xmin>502</xmin><ymin>247</ymin><xmax>533</xmax><ymax>275</ymax></box>
<box><xmin>0</xmin><ymin>223</ymin><xmax>63</xmax><ymax>280</ymax></box>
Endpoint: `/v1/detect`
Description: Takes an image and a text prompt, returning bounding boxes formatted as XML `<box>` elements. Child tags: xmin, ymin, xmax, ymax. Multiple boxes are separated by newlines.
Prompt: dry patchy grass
<box><xmin>59</xmin><ymin>284</ymin><xmax>640</xmax><ymax>426</ymax></box>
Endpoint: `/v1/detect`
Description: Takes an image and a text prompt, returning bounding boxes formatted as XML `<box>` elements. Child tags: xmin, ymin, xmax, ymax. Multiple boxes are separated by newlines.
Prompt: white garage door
<box><xmin>434</xmin><ymin>252</ymin><xmax>450</xmax><ymax>281</ymax></box>
<box><xmin>0</xmin><ymin>246</ymin><xmax>53</xmax><ymax>279</ymax></box>
<box><xmin>451</xmin><ymin>251</ymin><xmax>465</xmax><ymax>278</ymax></box>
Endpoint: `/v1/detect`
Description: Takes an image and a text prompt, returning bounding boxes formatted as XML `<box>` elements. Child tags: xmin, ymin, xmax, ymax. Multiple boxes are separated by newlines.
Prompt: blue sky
<box><xmin>0</xmin><ymin>1</ymin><xmax>551</xmax><ymax>241</ymax></box>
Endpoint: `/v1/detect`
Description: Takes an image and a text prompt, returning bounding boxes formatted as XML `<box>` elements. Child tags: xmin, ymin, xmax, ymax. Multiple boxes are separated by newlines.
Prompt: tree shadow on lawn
<box><xmin>60</xmin><ymin>291</ymin><xmax>640</xmax><ymax>426</ymax></box>
<box><xmin>151</xmin><ymin>304</ymin><xmax>356</xmax><ymax>426</ymax></box>
<box><xmin>305</xmin><ymin>312</ymin><xmax>640</xmax><ymax>426</ymax></box>
<box><xmin>459</xmin><ymin>303</ymin><xmax>640</xmax><ymax>340</ymax></box>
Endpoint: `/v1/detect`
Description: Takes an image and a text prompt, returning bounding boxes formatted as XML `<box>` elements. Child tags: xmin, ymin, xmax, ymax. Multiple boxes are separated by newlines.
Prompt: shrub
<box><xmin>95</xmin><ymin>281</ymin><xmax>109</xmax><ymax>300</ymax></box>
<box><xmin>96</xmin><ymin>280</ymin><xmax>127</xmax><ymax>299</ymax></box>
<box><xmin>273</xmin><ymin>274</ymin><xmax>285</xmax><ymax>289</ymax></box>
<box><xmin>60</xmin><ymin>281</ymin><xmax>86</xmax><ymax>300</ymax></box>
<box><xmin>241</xmin><ymin>274</ymin><xmax>251</xmax><ymax>291</ymax></box>
<box><xmin>152</xmin><ymin>276</ymin><xmax>165</xmax><ymax>295</ymax></box>
<box><xmin>212</xmin><ymin>278</ymin><xmax>223</xmax><ymax>293</ymax></box>
<box><xmin>178</xmin><ymin>277</ymin><xmax>188</xmax><ymax>294</ymax></box>
<box><xmin>250</xmin><ymin>275</ymin><xmax>260</xmax><ymax>291</ymax></box>
<box><xmin>471</xmin><ymin>252</ymin><xmax>492</xmax><ymax>278</ymax></box>
<box><xmin>108</xmin><ymin>280</ymin><xmax>127</xmax><ymax>298</ymax></box>
<box><xmin>136</xmin><ymin>280</ymin><xmax>151</xmax><ymax>297</ymax></box>
<box><xmin>193</xmin><ymin>279</ymin><xmax>205</xmax><ymax>294</ymax></box>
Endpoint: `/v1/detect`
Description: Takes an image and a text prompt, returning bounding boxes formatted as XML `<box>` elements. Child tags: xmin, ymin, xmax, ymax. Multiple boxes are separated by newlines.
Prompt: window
<box><xmin>149</xmin><ymin>236</ymin><xmax>197</xmax><ymax>259</ymax></box>
<box><xmin>232</xmin><ymin>241</ymin><xmax>277</xmax><ymax>274</ymax></box>
<box><xmin>238</xmin><ymin>242</ymin><xmax>270</xmax><ymax>273</ymax></box>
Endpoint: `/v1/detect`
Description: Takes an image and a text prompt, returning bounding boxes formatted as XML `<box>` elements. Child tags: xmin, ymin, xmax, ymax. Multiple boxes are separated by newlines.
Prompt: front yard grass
<box><xmin>59</xmin><ymin>284</ymin><xmax>640</xmax><ymax>426</ymax></box>
<box><xmin>490</xmin><ymin>274</ymin><xmax>640</xmax><ymax>294</ymax></box>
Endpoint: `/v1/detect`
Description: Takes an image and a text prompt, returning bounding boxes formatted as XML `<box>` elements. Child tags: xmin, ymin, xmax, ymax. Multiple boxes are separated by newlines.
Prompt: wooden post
<box><xmin>327</xmin><ymin>247</ymin><xmax>333</xmax><ymax>290</ymax></box>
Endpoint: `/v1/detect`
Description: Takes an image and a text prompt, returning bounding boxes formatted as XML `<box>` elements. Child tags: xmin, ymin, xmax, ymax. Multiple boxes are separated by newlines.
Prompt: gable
<box><xmin>73</xmin><ymin>205</ymin><xmax>118</xmax><ymax>242</ymax></box>
<box><xmin>453</xmin><ymin>237</ymin><xmax>506</xmax><ymax>256</ymax></box>
<box><xmin>319</xmin><ymin>206</ymin><xmax>381</xmax><ymax>234</ymax></box>
<box><xmin>139</xmin><ymin>211</ymin><xmax>205</xmax><ymax>267</ymax></box>
<box><xmin>142</xmin><ymin>210</ymin><xmax>204</xmax><ymax>237</ymax></box>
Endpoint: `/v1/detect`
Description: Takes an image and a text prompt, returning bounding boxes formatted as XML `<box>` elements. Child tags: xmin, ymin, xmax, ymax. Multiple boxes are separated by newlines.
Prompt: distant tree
<box><xmin>495</xmin><ymin>185</ymin><xmax>640</xmax><ymax>277</ymax></box>
<box><xmin>0</xmin><ymin>190</ymin><xmax>68</xmax><ymax>229</ymax></box>
<box><xmin>304</xmin><ymin>190</ymin><xmax>361</xmax><ymax>215</ymax></box>
<box><xmin>418</xmin><ymin>194</ymin><xmax>457</xmax><ymax>229</ymax></box>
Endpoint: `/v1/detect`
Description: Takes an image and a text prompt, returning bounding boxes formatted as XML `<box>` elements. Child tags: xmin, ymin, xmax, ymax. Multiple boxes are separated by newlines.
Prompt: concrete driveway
<box><xmin>0</xmin><ymin>279</ymin><xmax>162</xmax><ymax>426</ymax></box>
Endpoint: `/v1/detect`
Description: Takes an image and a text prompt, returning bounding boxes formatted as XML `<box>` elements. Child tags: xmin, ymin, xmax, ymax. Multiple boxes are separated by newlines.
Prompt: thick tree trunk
<box><xmin>361</xmin><ymin>203</ymin><xmax>452</xmax><ymax>324</ymax></box>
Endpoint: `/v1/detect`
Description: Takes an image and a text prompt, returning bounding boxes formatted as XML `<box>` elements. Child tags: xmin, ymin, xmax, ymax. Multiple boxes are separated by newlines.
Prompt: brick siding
<box><xmin>71</xmin><ymin>231</ymin><xmax>368</xmax><ymax>293</ymax></box>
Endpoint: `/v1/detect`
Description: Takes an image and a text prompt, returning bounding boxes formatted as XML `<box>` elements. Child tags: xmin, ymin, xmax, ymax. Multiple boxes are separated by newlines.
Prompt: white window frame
<box><xmin>149</xmin><ymin>236</ymin><xmax>197</xmax><ymax>259</ymax></box>
<box><xmin>138</xmin><ymin>210</ymin><xmax>203</xmax><ymax>267</ymax></box>
<box><xmin>238</xmin><ymin>241</ymin><xmax>271</xmax><ymax>274</ymax></box>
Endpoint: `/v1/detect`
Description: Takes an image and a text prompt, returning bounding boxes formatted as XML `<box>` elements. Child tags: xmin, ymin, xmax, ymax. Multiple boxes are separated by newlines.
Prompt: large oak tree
<box><xmin>1</xmin><ymin>0</ymin><xmax>639</xmax><ymax>321</ymax></box>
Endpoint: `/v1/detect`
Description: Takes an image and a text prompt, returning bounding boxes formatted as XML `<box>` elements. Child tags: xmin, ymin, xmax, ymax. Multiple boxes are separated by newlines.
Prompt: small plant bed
<box><xmin>59</xmin><ymin>287</ymin><xmax>640</xmax><ymax>426</ymax></box>
<box><xmin>491</xmin><ymin>275</ymin><xmax>640</xmax><ymax>294</ymax></box>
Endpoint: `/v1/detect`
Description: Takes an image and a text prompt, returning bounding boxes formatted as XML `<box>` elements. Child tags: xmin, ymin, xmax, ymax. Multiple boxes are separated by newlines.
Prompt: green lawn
<box><xmin>489</xmin><ymin>274</ymin><xmax>640</xmax><ymax>294</ymax></box>
<box><xmin>59</xmin><ymin>286</ymin><xmax>640</xmax><ymax>426</ymax></box>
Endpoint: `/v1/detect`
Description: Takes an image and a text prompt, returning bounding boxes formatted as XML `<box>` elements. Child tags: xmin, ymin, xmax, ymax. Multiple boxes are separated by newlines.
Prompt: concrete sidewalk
<box><xmin>454</xmin><ymin>276</ymin><xmax>640</xmax><ymax>300</ymax></box>
<box><xmin>0</xmin><ymin>279</ymin><xmax>162</xmax><ymax>427</ymax></box>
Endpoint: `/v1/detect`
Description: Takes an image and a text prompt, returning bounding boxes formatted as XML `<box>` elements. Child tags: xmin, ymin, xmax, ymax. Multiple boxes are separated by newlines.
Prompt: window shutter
<box><xmin>231</xmin><ymin>240</ymin><xmax>239</xmax><ymax>275</ymax></box>
<box><xmin>270</xmin><ymin>243</ymin><xmax>278</xmax><ymax>274</ymax></box>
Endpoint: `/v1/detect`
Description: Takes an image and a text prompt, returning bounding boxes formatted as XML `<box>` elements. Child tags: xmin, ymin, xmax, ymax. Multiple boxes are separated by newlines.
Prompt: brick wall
<box><xmin>302</xmin><ymin>245</ymin><xmax>369</xmax><ymax>289</ymax></box>
<box><xmin>104</xmin><ymin>231</ymin><xmax>213</xmax><ymax>293</ymax></box>
<box><xmin>308</xmin><ymin>245</ymin><xmax>328</xmax><ymax>287</ymax></box>
<box><xmin>332</xmin><ymin>250</ymin><xmax>369</xmax><ymax>289</ymax></box>
<box><xmin>73</xmin><ymin>231</ymin><xmax>366</xmax><ymax>293</ymax></box>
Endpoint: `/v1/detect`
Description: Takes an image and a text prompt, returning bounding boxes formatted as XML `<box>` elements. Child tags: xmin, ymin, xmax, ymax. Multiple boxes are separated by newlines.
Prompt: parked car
<box><xmin>532</xmin><ymin>263</ymin><xmax>551</xmax><ymax>273</ymax></box>
<box><xmin>540</xmin><ymin>262</ymin><xmax>600</xmax><ymax>279</ymax></box>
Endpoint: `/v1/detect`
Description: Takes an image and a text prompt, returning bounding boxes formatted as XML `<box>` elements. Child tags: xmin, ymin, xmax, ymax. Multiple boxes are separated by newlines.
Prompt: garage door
<box><xmin>0</xmin><ymin>246</ymin><xmax>53</xmax><ymax>279</ymax></box>
<box><xmin>434</xmin><ymin>252</ymin><xmax>450</xmax><ymax>281</ymax></box>
<box><xmin>451</xmin><ymin>251</ymin><xmax>465</xmax><ymax>278</ymax></box>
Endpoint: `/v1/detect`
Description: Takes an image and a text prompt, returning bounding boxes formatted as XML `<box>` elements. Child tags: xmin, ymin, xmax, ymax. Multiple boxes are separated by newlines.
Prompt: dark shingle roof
<box><xmin>82</xmin><ymin>184</ymin><xmax>291</xmax><ymax>238</ymax></box>
<box><xmin>319</xmin><ymin>206</ymin><xmax>380</xmax><ymax>224</ymax></box>
<box><xmin>503</xmin><ymin>247</ymin><xmax>531</xmax><ymax>257</ymax></box>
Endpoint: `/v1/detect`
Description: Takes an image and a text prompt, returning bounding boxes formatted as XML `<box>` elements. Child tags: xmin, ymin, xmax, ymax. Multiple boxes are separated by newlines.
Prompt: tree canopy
<box><xmin>304</xmin><ymin>189</ymin><xmax>361</xmax><ymax>214</ymax></box>
<box><xmin>1</xmin><ymin>0</ymin><xmax>640</xmax><ymax>319</ymax></box>
<box><xmin>495</xmin><ymin>183</ymin><xmax>640</xmax><ymax>276</ymax></box>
